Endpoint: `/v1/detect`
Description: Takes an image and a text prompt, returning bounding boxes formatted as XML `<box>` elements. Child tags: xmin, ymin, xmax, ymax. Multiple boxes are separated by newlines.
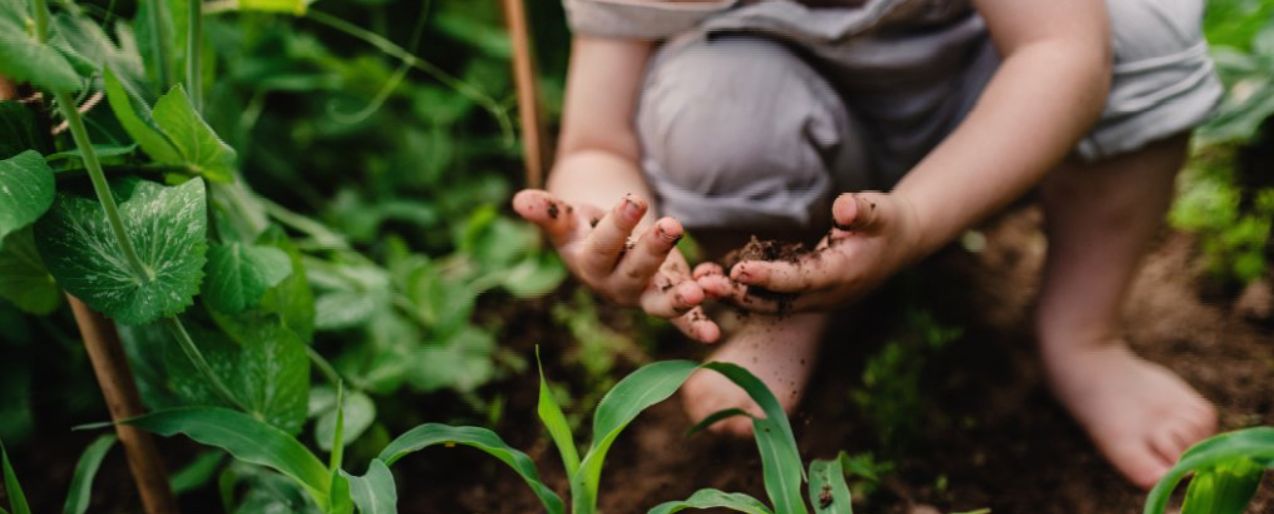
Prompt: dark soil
<box><xmin>721</xmin><ymin>236</ymin><xmax>811</xmax><ymax>315</ymax></box>
<box><xmin>404</xmin><ymin>206</ymin><xmax>1274</xmax><ymax>514</ymax></box>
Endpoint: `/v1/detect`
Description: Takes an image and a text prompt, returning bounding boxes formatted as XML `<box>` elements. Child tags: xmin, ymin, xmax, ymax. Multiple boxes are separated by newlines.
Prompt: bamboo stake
<box><xmin>67</xmin><ymin>296</ymin><xmax>181</xmax><ymax>514</ymax></box>
<box><xmin>500</xmin><ymin>0</ymin><xmax>550</xmax><ymax>188</ymax></box>
<box><xmin>1</xmin><ymin>82</ymin><xmax>179</xmax><ymax>514</ymax></box>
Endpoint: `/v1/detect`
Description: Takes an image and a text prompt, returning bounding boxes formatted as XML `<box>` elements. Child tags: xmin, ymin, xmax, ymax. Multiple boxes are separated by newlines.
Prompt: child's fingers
<box><xmin>580</xmin><ymin>195</ymin><xmax>647</xmax><ymax>277</ymax></box>
<box><xmin>670</xmin><ymin>306</ymin><xmax>721</xmax><ymax>344</ymax></box>
<box><xmin>640</xmin><ymin>279</ymin><xmax>703</xmax><ymax>318</ymax></box>
<box><xmin>511</xmin><ymin>189</ymin><xmax>577</xmax><ymax>246</ymax></box>
<box><xmin>692</xmin><ymin>262</ymin><xmax>724</xmax><ymax>280</ymax></box>
<box><xmin>831</xmin><ymin>192</ymin><xmax>892</xmax><ymax>237</ymax></box>
<box><xmin>610</xmin><ymin>217</ymin><xmax>682</xmax><ymax>294</ymax></box>
<box><xmin>731</xmin><ymin>254</ymin><xmax>841</xmax><ymax>293</ymax></box>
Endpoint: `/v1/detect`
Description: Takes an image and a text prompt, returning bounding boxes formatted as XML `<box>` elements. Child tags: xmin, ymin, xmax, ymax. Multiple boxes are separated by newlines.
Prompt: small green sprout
<box><xmin>1144</xmin><ymin>426</ymin><xmax>1274</xmax><ymax>514</ymax></box>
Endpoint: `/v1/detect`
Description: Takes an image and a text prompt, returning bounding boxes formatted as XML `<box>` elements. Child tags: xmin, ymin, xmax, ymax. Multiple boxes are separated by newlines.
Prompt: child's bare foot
<box><xmin>680</xmin><ymin>311</ymin><xmax>828</xmax><ymax>437</ymax></box>
<box><xmin>1042</xmin><ymin>340</ymin><xmax>1217</xmax><ymax>489</ymax></box>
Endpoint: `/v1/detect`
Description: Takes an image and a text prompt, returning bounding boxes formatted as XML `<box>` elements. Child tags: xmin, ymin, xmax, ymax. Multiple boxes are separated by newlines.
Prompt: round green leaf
<box><xmin>202</xmin><ymin>242</ymin><xmax>292</xmax><ymax>313</ymax></box>
<box><xmin>0</xmin><ymin>227</ymin><xmax>59</xmax><ymax>314</ymax></box>
<box><xmin>35</xmin><ymin>178</ymin><xmax>207</xmax><ymax>325</ymax></box>
<box><xmin>0</xmin><ymin>150</ymin><xmax>55</xmax><ymax>245</ymax></box>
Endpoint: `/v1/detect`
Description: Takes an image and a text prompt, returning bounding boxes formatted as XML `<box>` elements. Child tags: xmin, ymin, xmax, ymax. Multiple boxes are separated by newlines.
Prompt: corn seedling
<box><xmin>1144</xmin><ymin>426</ymin><xmax>1274</xmax><ymax>514</ymax></box>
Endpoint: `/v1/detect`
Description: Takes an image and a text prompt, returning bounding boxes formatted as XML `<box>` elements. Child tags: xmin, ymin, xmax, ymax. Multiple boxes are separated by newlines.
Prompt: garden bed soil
<box><xmin>405</xmin><ymin>205</ymin><xmax>1274</xmax><ymax>514</ymax></box>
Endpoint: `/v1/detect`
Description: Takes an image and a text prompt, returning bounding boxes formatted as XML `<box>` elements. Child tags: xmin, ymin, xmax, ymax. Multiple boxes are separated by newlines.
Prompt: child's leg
<box><xmin>634</xmin><ymin>34</ymin><xmax>868</xmax><ymax>435</ymax></box>
<box><xmin>1036</xmin><ymin>133</ymin><xmax>1216</xmax><ymax>489</ymax></box>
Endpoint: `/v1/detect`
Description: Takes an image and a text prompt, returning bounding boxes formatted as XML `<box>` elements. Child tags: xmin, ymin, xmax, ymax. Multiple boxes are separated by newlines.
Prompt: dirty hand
<box><xmin>697</xmin><ymin>192</ymin><xmax>921</xmax><ymax>313</ymax></box>
<box><xmin>512</xmin><ymin>189</ymin><xmax>721</xmax><ymax>343</ymax></box>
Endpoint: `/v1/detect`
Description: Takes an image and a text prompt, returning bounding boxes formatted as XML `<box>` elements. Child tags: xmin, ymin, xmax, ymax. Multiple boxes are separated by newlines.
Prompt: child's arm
<box><xmin>715</xmin><ymin>0</ymin><xmax>1111</xmax><ymax>312</ymax></box>
<box><xmin>514</xmin><ymin>36</ymin><xmax>722</xmax><ymax>342</ymax></box>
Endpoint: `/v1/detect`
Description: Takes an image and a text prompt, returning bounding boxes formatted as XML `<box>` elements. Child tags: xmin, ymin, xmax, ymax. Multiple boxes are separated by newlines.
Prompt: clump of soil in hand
<box><xmin>721</xmin><ymin>236</ymin><xmax>809</xmax><ymax>315</ymax></box>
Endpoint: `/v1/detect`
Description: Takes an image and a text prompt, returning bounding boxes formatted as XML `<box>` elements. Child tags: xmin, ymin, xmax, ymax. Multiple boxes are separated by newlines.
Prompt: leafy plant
<box><xmin>1144</xmin><ymin>426</ymin><xmax>1274</xmax><ymax>514</ymax></box>
<box><xmin>1</xmin><ymin>434</ymin><xmax>118</xmax><ymax>514</ymax></box>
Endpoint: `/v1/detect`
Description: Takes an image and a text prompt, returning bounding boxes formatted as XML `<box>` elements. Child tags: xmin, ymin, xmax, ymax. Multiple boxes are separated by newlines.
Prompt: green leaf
<box><xmin>63</xmin><ymin>434</ymin><xmax>116</xmax><ymax>514</ymax></box>
<box><xmin>316</xmin><ymin>390</ymin><xmax>375</xmax><ymax>452</ymax></box>
<box><xmin>0</xmin><ymin>437</ymin><xmax>29</xmax><ymax>514</ymax></box>
<box><xmin>409</xmin><ymin>327</ymin><xmax>495</xmax><ymax>393</ymax></box>
<box><xmin>502</xmin><ymin>252</ymin><xmax>566</xmax><ymax>298</ymax></box>
<box><xmin>127</xmin><ymin>407</ymin><xmax>331</xmax><ymax>508</ymax></box>
<box><xmin>256</xmin><ymin>226</ymin><xmax>315</xmax><ymax>342</ymax></box>
<box><xmin>203</xmin><ymin>242</ymin><xmax>292</xmax><ymax>313</ymax></box>
<box><xmin>0</xmin><ymin>101</ymin><xmax>51</xmax><ymax>159</ymax></box>
<box><xmin>0</xmin><ymin>228</ymin><xmax>60</xmax><ymax>314</ymax></box>
<box><xmin>575</xmin><ymin>360</ymin><xmax>699</xmax><ymax>514</ymax></box>
<box><xmin>314</xmin><ymin>290</ymin><xmax>384</xmax><ymax>331</ymax></box>
<box><xmin>0</xmin><ymin>17</ymin><xmax>82</xmax><ymax>93</ymax></box>
<box><xmin>204</xmin><ymin>311</ymin><xmax>310</xmax><ymax>435</ymax></box>
<box><xmin>103</xmin><ymin>68</ymin><xmax>183</xmax><ymax>164</ymax></box>
<box><xmin>1144</xmin><ymin>426</ymin><xmax>1274</xmax><ymax>514</ymax></box>
<box><xmin>151</xmin><ymin>86</ymin><xmax>237</xmax><ymax>182</ymax></box>
<box><xmin>378</xmin><ymin>424</ymin><xmax>564</xmax><ymax>514</ymax></box>
<box><xmin>342</xmin><ymin>459</ymin><xmax>397</xmax><ymax>514</ymax></box>
<box><xmin>808</xmin><ymin>459</ymin><xmax>852</xmax><ymax>514</ymax></box>
<box><xmin>701</xmin><ymin>362</ymin><xmax>807</xmax><ymax>514</ymax></box>
<box><xmin>536</xmin><ymin>349</ymin><xmax>580</xmax><ymax>478</ymax></box>
<box><xmin>238</xmin><ymin>0</ymin><xmax>312</xmax><ymax>15</ymax></box>
<box><xmin>35</xmin><ymin>178</ymin><xmax>207</xmax><ymax>325</ymax></box>
<box><xmin>0</xmin><ymin>150</ymin><xmax>55</xmax><ymax>245</ymax></box>
<box><xmin>1180</xmin><ymin>458</ymin><xmax>1263</xmax><ymax>514</ymax></box>
<box><xmin>647</xmin><ymin>489</ymin><xmax>773</xmax><ymax>514</ymax></box>
<box><xmin>169</xmin><ymin>451</ymin><xmax>225</xmax><ymax>494</ymax></box>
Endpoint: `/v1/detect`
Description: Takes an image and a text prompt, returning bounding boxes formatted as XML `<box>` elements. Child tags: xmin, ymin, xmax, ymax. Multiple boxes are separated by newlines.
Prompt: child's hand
<box><xmin>702</xmin><ymin>192</ymin><xmax>921</xmax><ymax>313</ymax></box>
<box><xmin>513</xmin><ymin>189</ymin><xmax>721</xmax><ymax>343</ymax></box>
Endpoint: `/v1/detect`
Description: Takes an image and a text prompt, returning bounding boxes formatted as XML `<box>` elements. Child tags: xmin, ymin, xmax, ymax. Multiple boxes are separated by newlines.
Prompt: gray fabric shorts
<box><xmin>618</xmin><ymin>0</ymin><xmax>1223</xmax><ymax>232</ymax></box>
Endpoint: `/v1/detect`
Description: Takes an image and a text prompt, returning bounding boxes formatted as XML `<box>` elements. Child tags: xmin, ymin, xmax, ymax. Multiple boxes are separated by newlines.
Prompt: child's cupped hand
<box><xmin>512</xmin><ymin>189</ymin><xmax>722</xmax><ymax>343</ymax></box>
<box><xmin>698</xmin><ymin>191</ymin><xmax>921</xmax><ymax>313</ymax></box>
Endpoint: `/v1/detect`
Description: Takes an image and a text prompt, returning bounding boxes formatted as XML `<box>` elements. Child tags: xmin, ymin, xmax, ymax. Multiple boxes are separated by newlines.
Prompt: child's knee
<box><xmin>637</xmin><ymin>36</ymin><xmax>857</xmax><ymax>231</ymax></box>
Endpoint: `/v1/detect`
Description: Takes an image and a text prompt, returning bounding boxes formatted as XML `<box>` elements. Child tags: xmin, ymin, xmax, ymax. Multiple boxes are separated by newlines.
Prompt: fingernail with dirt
<box><xmin>622</xmin><ymin>195</ymin><xmax>643</xmax><ymax>222</ymax></box>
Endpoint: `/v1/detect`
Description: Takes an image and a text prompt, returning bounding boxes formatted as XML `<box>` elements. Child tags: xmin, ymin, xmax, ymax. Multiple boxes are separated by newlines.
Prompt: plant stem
<box><xmin>54</xmin><ymin>92</ymin><xmax>153</xmax><ymax>280</ymax></box>
<box><xmin>186</xmin><ymin>0</ymin><xmax>202</xmax><ymax>111</ymax></box>
<box><xmin>164</xmin><ymin>317</ymin><xmax>248</xmax><ymax>410</ymax></box>
<box><xmin>146</xmin><ymin>0</ymin><xmax>174</xmax><ymax>91</ymax></box>
<box><xmin>304</xmin><ymin>9</ymin><xmax>514</xmax><ymax>142</ymax></box>
<box><xmin>31</xmin><ymin>0</ymin><xmax>50</xmax><ymax>41</ymax></box>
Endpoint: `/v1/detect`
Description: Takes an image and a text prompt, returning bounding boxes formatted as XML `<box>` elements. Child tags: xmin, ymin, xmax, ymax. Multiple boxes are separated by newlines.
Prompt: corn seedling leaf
<box><xmin>0</xmin><ymin>437</ymin><xmax>29</xmax><ymax>514</ymax></box>
<box><xmin>702</xmin><ymin>362</ymin><xmax>808</xmax><ymax>514</ymax></box>
<box><xmin>0</xmin><ymin>151</ymin><xmax>54</xmax><ymax>247</ymax></box>
<box><xmin>62</xmin><ymin>434</ymin><xmax>116</xmax><ymax>514</ymax></box>
<box><xmin>316</xmin><ymin>390</ymin><xmax>376</xmax><ymax>452</ymax></box>
<box><xmin>1144</xmin><ymin>426</ymin><xmax>1274</xmax><ymax>514</ymax></box>
<box><xmin>647</xmin><ymin>488</ymin><xmax>774</xmax><ymax>514</ymax></box>
<box><xmin>0</xmin><ymin>227</ymin><xmax>60</xmax><ymax>315</ymax></box>
<box><xmin>1180</xmin><ymin>458</ymin><xmax>1264</xmax><ymax>514</ymax></box>
<box><xmin>126</xmin><ymin>407</ymin><xmax>331</xmax><ymax>508</ymax></box>
<box><xmin>202</xmin><ymin>242</ymin><xmax>292</xmax><ymax>313</ymax></box>
<box><xmin>35</xmin><ymin>178</ymin><xmax>207</xmax><ymax>325</ymax></box>
<box><xmin>343</xmin><ymin>459</ymin><xmax>397</xmax><ymax>514</ymax></box>
<box><xmin>378</xmin><ymin>423</ymin><xmax>564</xmax><ymax>514</ymax></box>
<box><xmin>536</xmin><ymin>348</ymin><xmax>580</xmax><ymax>478</ymax></box>
<box><xmin>687</xmin><ymin>408</ymin><xmax>752</xmax><ymax>437</ymax></box>
<box><xmin>575</xmin><ymin>359</ymin><xmax>699</xmax><ymax>513</ymax></box>
<box><xmin>808</xmin><ymin>458</ymin><xmax>852</xmax><ymax>514</ymax></box>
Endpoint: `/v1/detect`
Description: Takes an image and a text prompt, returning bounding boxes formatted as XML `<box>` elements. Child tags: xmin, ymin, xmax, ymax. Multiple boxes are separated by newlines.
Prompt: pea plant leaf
<box><xmin>0</xmin><ymin>101</ymin><xmax>52</xmax><ymax>159</ymax></box>
<box><xmin>256</xmin><ymin>226</ymin><xmax>315</xmax><ymax>342</ymax></box>
<box><xmin>409</xmin><ymin>327</ymin><xmax>495</xmax><ymax>394</ymax></box>
<box><xmin>127</xmin><ymin>407</ymin><xmax>331</xmax><ymax>509</ymax></box>
<box><xmin>202</xmin><ymin>242</ymin><xmax>292</xmax><ymax>313</ymax></box>
<box><xmin>574</xmin><ymin>360</ymin><xmax>699</xmax><ymax>514</ymax></box>
<box><xmin>0</xmin><ymin>228</ymin><xmax>60</xmax><ymax>315</ymax></box>
<box><xmin>151</xmin><ymin>86</ymin><xmax>237</xmax><ymax>182</ymax></box>
<box><xmin>0</xmin><ymin>150</ymin><xmax>55</xmax><ymax>247</ymax></box>
<box><xmin>648</xmin><ymin>489</ymin><xmax>774</xmax><ymax>514</ymax></box>
<box><xmin>103</xmin><ymin>67</ymin><xmax>183</xmax><ymax>164</ymax></box>
<box><xmin>63</xmin><ymin>434</ymin><xmax>117</xmax><ymax>514</ymax></box>
<box><xmin>378</xmin><ymin>423</ymin><xmax>564</xmax><ymax>514</ymax></box>
<box><xmin>35</xmin><ymin>178</ymin><xmax>208</xmax><ymax>325</ymax></box>
<box><xmin>202</xmin><ymin>310</ymin><xmax>311</xmax><ymax>435</ymax></box>
<box><xmin>0</xmin><ymin>16</ymin><xmax>82</xmax><ymax>93</ymax></box>
<box><xmin>342</xmin><ymin>459</ymin><xmax>397</xmax><ymax>514</ymax></box>
<box><xmin>808</xmin><ymin>458</ymin><xmax>852</xmax><ymax>514</ymax></box>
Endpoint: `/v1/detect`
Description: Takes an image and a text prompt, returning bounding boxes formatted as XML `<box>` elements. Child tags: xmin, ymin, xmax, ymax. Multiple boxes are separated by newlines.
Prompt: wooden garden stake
<box><xmin>501</xmin><ymin>0</ymin><xmax>550</xmax><ymax>188</ymax></box>
<box><xmin>66</xmin><ymin>296</ymin><xmax>181</xmax><ymax>514</ymax></box>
